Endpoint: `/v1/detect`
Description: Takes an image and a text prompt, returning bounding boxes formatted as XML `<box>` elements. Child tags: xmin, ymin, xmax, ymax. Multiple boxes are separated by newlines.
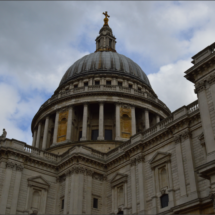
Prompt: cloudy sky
<box><xmin>0</xmin><ymin>1</ymin><xmax>214</xmax><ymax>144</ymax></box>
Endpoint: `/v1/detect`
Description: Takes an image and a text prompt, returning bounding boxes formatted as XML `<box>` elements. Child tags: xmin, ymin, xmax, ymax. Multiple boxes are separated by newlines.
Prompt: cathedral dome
<box><xmin>59</xmin><ymin>52</ymin><xmax>151</xmax><ymax>87</ymax></box>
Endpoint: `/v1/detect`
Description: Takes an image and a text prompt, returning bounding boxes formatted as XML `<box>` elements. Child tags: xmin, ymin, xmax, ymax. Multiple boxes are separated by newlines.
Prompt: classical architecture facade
<box><xmin>1</xmin><ymin>14</ymin><xmax>215</xmax><ymax>214</ymax></box>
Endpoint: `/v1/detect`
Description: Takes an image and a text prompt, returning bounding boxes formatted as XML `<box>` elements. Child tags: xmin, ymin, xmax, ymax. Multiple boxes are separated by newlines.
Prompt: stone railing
<box><xmin>40</xmin><ymin>85</ymin><xmax>169</xmax><ymax>111</ymax></box>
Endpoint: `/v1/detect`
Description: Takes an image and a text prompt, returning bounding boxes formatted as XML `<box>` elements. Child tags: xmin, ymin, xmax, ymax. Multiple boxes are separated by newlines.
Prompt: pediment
<box><xmin>149</xmin><ymin>151</ymin><xmax>171</xmax><ymax>168</ymax></box>
<box><xmin>111</xmin><ymin>173</ymin><xmax>127</xmax><ymax>182</ymax></box>
<box><xmin>28</xmin><ymin>175</ymin><xmax>50</xmax><ymax>189</ymax></box>
<box><xmin>110</xmin><ymin>173</ymin><xmax>128</xmax><ymax>187</ymax></box>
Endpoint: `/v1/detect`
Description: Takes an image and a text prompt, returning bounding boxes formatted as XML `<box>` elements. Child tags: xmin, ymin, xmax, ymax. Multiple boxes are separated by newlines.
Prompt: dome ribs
<box><xmin>59</xmin><ymin>52</ymin><xmax>151</xmax><ymax>88</ymax></box>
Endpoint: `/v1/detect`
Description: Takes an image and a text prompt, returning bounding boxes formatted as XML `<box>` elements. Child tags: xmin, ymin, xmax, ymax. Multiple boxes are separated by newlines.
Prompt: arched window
<box><xmin>160</xmin><ymin>194</ymin><xmax>169</xmax><ymax>208</ymax></box>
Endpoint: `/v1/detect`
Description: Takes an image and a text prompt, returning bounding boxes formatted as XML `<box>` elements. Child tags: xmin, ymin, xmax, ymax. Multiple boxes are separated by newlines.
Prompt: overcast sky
<box><xmin>0</xmin><ymin>1</ymin><xmax>214</xmax><ymax>144</ymax></box>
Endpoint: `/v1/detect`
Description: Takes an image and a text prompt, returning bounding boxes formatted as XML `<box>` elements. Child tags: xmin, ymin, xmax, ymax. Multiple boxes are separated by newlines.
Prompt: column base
<box><xmin>97</xmin><ymin>136</ymin><xmax>104</xmax><ymax>140</ymax></box>
<box><xmin>80</xmin><ymin>137</ymin><xmax>87</xmax><ymax>141</ymax></box>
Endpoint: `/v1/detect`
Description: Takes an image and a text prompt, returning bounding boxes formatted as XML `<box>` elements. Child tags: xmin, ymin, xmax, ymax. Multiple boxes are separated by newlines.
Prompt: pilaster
<box><xmin>130</xmin><ymin>158</ymin><xmax>137</xmax><ymax>214</ymax></box>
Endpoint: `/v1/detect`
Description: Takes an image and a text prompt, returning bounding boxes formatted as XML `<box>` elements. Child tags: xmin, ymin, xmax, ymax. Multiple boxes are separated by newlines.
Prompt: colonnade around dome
<box><xmin>31</xmin><ymin>74</ymin><xmax>170</xmax><ymax>154</ymax></box>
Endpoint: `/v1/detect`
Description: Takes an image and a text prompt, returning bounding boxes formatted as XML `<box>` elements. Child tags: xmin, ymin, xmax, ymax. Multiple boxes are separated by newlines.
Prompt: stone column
<box><xmin>174</xmin><ymin>135</ymin><xmax>187</xmax><ymax>198</ymax></box>
<box><xmin>72</xmin><ymin>167</ymin><xmax>84</xmax><ymax>214</ymax></box>
<box><xmin>124</xmin><ymin>182</ymin><xmax>128</xmax><ymax>215</ymax></box>
<box><xmin>130</xmin><ymin>158</ymin><xmax>137</xmax><ymax>214</ymax></box>
<box><xmin>98</xmin><ymin>102</ymin><xmax>104</xmax><ymax>140</ymax></box>
<box><xmin>151</xmin><ymin>168</ymin><xmax>157</xmax><ymax>214</ymax></box>
<box><xmin>10</xmin><ymin>164</ymin><xmax>24</xmax><ymax>214</ymax></box>
<box><xmin>66</xmin><ymin>106</ymin><xmax>73</xmax><ymax>141</ymax></box>
<box><xmin>131</xmin><ymin>106</ymin><xmax>136</xmax><ymax>136</ymax></box>
<box><xmin>36</xmin><ymin>122</ymin><xmax>42</xmax><ymax>148</ymax></box>
<box><xmin>145</xmin><ymin>109</ymin><xmax>150</xmax><ymax>129</ymax></box>
<box><xmin>102</xmin><ymin>175</ymin><xmax>107</xmax><ymax>215</ymax></box>
<box><xmin>156</xmin><ymin>115</ymin><xmax>160</xmax><ymax>123</ymax></box>
<box><xmin>80</xmin><ymin>103</ymin><xmax>88</xmax><ymax>141</ymax></box>
<box><xmin>64</xmin><ymin>171</ymin><xmax>70</xmax><ymax>214</ymax></box>
<box><xmin>182</xmin><ymin>130</ymin><xmax>198</xmax><ymax>198</ymax></box>
<box><xmin>111</xmin><ymin>187</ymin><xmax>115</xmax><ymax>213</ymax></box>
<box><xmin>53</xmin><ymin>111</ymin><xmax>59</xmax><ymax>144</ymax></box>
<box><xmin>167</xmin><ymin>161</ymin><xmax>175</xmax><ymax>208</ymax></box>
<box><xmin>85</xmin><ymin>170</ymin><xmax>93</xmax><ymax>214</ymax></box>
<box><xmin>77</xmin><ymin>168</ymin><xmax>84</xmax><ymax>214</ymax></box>
<box><xmin>115</xmin><ymin>103</ymin><xmax>121</xmax><ymax>140</ymax></box>
<box><xmin>197</xmin><ymin>87</ymin><xmax>215</xmax><ymax>156</ymax></box>
<box><xmin>32</xmin><ymin>129</ymin><xmax>37</xmax><ymax>147</ymax></box>
<box><xmin>42</xmin><ymin>116</ymin><xmax>49</xmax><ymax>150</ymax></box>
<box><xmin>137</xmin><ymin>154</ymin><xmax>146</xmax><ymax>214</ymax></box>
<box><xmin>69</xmin><ymin>170</ymin><xmax>75</xmax><ymax>214</ymax></box>
<box><xmin>54</xmin><ymin>178</ymin><xmax>60</xmax><ymax>214</ymax></box>
<box><xmin>0</xmin><ymin>162</ymin><xmax>14</xmax><ymax>214</ymax></box>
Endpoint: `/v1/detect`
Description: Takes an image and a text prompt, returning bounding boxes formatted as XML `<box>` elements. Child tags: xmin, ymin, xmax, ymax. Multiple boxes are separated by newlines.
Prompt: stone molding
<box><xmin>110</xmin><ymin>172</ymin><xmax>128</xmax><ymax>188</ymax></box>
<box><xmin>149</xmin><ymin>151</ymin><xmax>171</xmax><ymax>169</ymax></box>
<box><xmin>6</xmin><ymin>161</ymin><xmax>24</xmax><ymax>171</ymax></box>
<box><xmin>27</xmin><ymin>175</ymin><xmax>50</xmax><ymax>190</ymax></box>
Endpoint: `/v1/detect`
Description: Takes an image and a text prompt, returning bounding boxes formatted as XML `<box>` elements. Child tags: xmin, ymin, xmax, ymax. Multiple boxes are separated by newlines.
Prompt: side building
<box><xmin>1</xmin><ymin>16</ymin><xmax>215</xmax><ymax>215</ymax></box>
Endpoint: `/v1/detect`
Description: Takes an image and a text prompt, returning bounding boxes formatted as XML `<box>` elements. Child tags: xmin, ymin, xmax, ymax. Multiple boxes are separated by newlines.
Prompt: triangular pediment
<box><xmin>149</xmin><ymin>151</ymin><xmax>171</xmax><ymax>164</ymax></box>
<box><xmin>111</xmin><ymin>173</ymin><xmax>127</xmax><ymax>183</ymax></box>
<box><xmin>28</xmin><ymin>175</ymin><xmax>50</xmax><ymax>186</ymax></box>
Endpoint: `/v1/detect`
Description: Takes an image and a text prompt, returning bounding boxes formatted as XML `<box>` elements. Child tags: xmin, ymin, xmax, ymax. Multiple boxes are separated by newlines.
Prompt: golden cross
<box><xmin>103</xmin><ymin>11</ymin><xmax>110</xmax><ymax>18</ymax></box>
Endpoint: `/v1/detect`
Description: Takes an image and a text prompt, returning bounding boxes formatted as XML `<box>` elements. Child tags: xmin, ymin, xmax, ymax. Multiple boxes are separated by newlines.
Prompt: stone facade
<box><xmin>1</xmin><ymin>20</ymin><xmax>215</xmax><ymax>215</ymax></box>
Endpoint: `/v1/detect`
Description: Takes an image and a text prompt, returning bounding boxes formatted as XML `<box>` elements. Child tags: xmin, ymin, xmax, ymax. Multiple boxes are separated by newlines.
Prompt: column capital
<box><xmin>130</xmin><ymin>158</ymin><xmax>136</xmax><ymax>166</ymax></box>
<box><xmin>6</xmin><ymin>161</ymin><xmax>15</xmax><ymax>169</ymax></box>
<box><xmin>136</xmin><ymin>154</ymin><xmax>144</xmax><ymax>163</ymax></box>
<box><xmin>16</xmin><ymin>164</ymin><xmax>24</xmax><ymax>172</ymax></box>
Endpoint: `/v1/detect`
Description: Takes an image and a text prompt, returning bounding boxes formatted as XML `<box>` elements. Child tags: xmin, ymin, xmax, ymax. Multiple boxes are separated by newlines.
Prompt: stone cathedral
<box><xmin>1</xmin><ymin>13</ymin><xmax>215</xmax><ymax>215</ymax></box>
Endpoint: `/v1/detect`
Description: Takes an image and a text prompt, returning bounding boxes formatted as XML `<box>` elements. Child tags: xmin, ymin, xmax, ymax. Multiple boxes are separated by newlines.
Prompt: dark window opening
<box><xmin>98</xmin><ymin>40</ymin><xmax>100</xmax><ymax>48</ymax></box>
<box><xmin>118</xmin><ymin>82</ymin><xmax>122</xmax><ymax>86</ymax></box>
<box><xmin>160</xmin><ymin>194</ymin><xmax>169</xmax><ymax>208</ymax></box>
<box><xmin>61</xmin><ymin>199</ymin><xmax>64</xmax><ymax>210</ymax></box>
<box><xmin>109</xmin><ymin>39</ymin><xmax>112</xmax><ymax>47</ymax></box>
<box><xmin>79</xmin><ymin>131</ymin><xmax>82</xmax><ymax>141</ymax></box>
<box><xmin>93</xmin><ymin>198</ymin><xmax>98</xmax><ymax>208</ymax></box>
<box><xmin>129</xmin><ymin>84</ymin><xmax>133</xmax><ymax>88</ymax></box>
<box><xmin>106</xmin><ymin>81</ymin><xmax>111</xmax><ymax>85</ymax></box>
<box><xmin>91</xmin><ymin>129</ymin><xmax>99</xmax><ymax>140</ymax></box>
<box><xmin>95</xmin><ymin>81</ymin><xmax>100</xmax><ymax>85</ymax></box>
<box><xmin>105</xmin><ymin>129</ymin><xmax>112</xmax><ymax>140</ymax></box>
<box><xmin>84</xmin><ymin>82</ymin><xmax>88</xmax><ymax>86</ymax></box>
<box><xmin>138</xmin><ymin>88</ymin><xmax>141</xmax><ymax>91</ymax></box>
<box><xmin>117</xmin><ymin>211</ymin><xmax>123</xmax><ymax>214</ymax></box>
<box><xmin>74</xmin><ymin>85</ymin><xmax>78</xmax><ymax>88</ymax></box>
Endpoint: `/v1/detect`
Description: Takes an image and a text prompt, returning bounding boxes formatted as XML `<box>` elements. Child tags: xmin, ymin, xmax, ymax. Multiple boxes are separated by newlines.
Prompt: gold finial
<box><xmin>103</xmin><ymin>11</ymin><xmax>110</xmax><ymax>26</ymax></box>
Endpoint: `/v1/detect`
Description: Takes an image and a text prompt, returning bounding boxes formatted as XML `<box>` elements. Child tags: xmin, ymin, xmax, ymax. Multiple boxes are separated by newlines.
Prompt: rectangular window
<box><xmin>93</xmin><ymin>198</ymin><xmax>98</xmax><ymax>208</ymax></box>
<box><xmin>95</xmin><ymin>81</ymin><xmax>100</xmax><ymax>85</ymax></box>
<box><xmin>109</xmin><ymin>39</ymin><xmax>112</xmax><ymax>47</ymax></box>
<box><xmin>105</xmin><ymin>129</ymin><xmax>112</xmax><ymax>140</ymax></box>
<box><xmin>91</xmin><ymin>129</ymin><xmax>99</xmax><ymax>140</ymax></box>
<box><xmin>106</xmin><ymin>80</ymin><xmax>111</xmax><ymax>85</ymax></box>
<box><xmin>74</xmin><ymin>84</ymin><xmax>78</xmax><ymax>88</ymax></box>
<box><xmin>160</xmin><ymin>194</ymin><xmax>169</xmax><ymax>208</ymax></box>
<box><xmin>61</xmin><ymin>199</ymin><xmax>64</xmax><ymax>210</ymax></box>
<box><xmin>118</xmin><ymin>82</ymin><xmax>122</xmax><ymax>86</ymax></box>
<box><xmin>129</xmin><ymin>84</ymin><xmax>133</xmax><ymax>88</ymax></box>
<box><xmin>79</xmin><ymin>131</ymin><xmax>82</xmax><ymax>141</ymax></box>
<box><xmin>84</xmin><ymin>82</ymin><xmax>88</xmax><ymax>86</ymax></box>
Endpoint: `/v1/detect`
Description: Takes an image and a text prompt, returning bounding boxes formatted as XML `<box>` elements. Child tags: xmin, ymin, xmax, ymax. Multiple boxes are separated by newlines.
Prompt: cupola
<box><xmin>95</xmin><ymin>11</ymin><xmax>117</xmax><ymax>52</ymax></box>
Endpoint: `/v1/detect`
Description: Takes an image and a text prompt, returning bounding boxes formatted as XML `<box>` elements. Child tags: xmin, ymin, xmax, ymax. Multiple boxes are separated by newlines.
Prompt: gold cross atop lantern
<box><xmin>103</xmin><ymin>11</ymin><xmax>110</xmax><ymax>26</ymax></box>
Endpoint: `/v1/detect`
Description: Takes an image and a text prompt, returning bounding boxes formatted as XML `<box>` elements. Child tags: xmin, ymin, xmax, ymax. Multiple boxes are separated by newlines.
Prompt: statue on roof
<box><xmin>0</xmin><ymin>128</ymin><xmax>7</xmax><ymax>140</ymax></box>
<box><xmin>103</xmin><ymin>11</ymin><xmax>110</xmax><ymax>26</ymax></box>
